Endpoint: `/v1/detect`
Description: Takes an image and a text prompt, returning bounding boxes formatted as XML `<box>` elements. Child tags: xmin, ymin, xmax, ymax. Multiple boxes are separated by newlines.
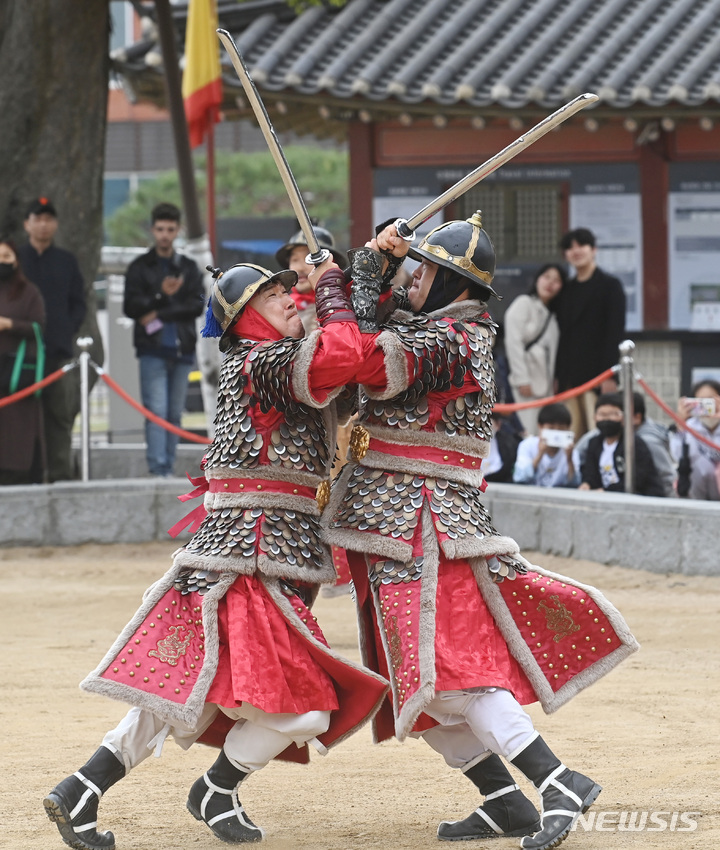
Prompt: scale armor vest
<box><xmin>203</xmin><ymin>338</ymin><xmax>331</xmax><ymax>478</ymax></box>
<box><xmin>184</xmin><ymin>337</ymin><xmax>334</xmax><ymax>579</ymax></box>
<box><xmin>360</xmin><ymin>312</ymin><xmax>496</xmax><ymax>441</ymax></box>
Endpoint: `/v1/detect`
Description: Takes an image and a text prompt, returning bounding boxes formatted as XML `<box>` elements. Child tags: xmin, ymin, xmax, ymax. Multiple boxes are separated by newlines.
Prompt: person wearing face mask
<box><xmin>320</xmin><ymin>215</ymin><xmax>639</xmax><ymax>850</ymax></box>
<box><xmin>43</xmin><ymin>262</ymin><xmax>388</xmax><ymax>850</ymax></box>
<box><xmin>0</xmin><ymin>238</ymin><xmax>46</xmax><ymax>484</ymax></box>
<box><xmin>671</xmin><ymin>379</ymin><xmax>720</xmax><ymax>501</ymax></box>
<box><xmin>579</xmin><ymin>393</ymin><xmax>663</xmax><ymax>496</ymax></box>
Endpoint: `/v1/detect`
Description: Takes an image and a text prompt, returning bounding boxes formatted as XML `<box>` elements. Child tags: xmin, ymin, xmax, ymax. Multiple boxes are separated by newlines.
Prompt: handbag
<box><xmin>0</xmin><ymin>322</ymin><xmax>45</xmax><ymax>398</ymax></box>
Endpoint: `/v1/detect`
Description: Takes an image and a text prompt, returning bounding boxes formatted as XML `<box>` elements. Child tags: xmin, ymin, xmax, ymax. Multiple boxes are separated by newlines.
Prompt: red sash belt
<box><xmin>367</xmin><ymin>438</ymin><xmax>483</xmax><ymax>470</ymax></box>
<box><xmin>168</xmin><ymin>475</ymin><xmax>317</xmax><ymax>538</ymax></box>
<box><xmin>207</xmin><ymin>478</ymin><xmax>316</xmax><ymax>499</ymax></box>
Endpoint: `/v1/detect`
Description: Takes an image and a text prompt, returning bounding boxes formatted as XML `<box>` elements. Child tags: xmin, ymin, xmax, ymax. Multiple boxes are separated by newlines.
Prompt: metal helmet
<box><xmin>407</xmin><ymin>211</ymin><xmax>499</xmax><ymax>300</ymax></box>
<box><xmin>275</xmin><ymin>225</ymin><xmax>348</xmax><ymax>268</ymax></box>
<box><xmin>208</xmin><ymin>263</ymin><xmax>297</xmax><ymax>351</ymax></box>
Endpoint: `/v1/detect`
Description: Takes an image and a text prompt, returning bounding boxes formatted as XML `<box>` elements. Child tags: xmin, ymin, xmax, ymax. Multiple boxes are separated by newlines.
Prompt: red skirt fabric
<box><xmin>205</xmin><ymin>574</ymin><xmax>340</xmax><ymax>715</ymax></box>
<box><xmin>432</xmin><ymin>558</ymin><xmax>537</xmax><ymax>703</ymax></box>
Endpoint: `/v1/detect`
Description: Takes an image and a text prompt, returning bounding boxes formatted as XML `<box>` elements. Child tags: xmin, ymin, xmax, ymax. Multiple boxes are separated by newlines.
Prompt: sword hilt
<box><xmin>305</xmin><ymin>248</ymin><xmax>332</xmax><ymax>267</ymax></box>
<box><xmin>393</xmin><ymin>218</ymin><xmax>415</xmax><ymax>242</ymax></box>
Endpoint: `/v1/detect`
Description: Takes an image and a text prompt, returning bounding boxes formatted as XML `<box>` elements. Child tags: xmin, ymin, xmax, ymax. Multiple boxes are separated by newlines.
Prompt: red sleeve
<box><xmin>308</xmin><ymin>323</ymin><xmax>390</xmax><ymax>400</ymax></box>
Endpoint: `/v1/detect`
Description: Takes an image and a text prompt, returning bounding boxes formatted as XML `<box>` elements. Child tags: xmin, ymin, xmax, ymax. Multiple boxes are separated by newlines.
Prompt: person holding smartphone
<box><xmin>123</xmin><ymin>202</ymin><xmax>205</xmax><ymax>477</ymax></box>
<box><xmin>671</xmin><ymin>379</ymin><xmax>720</xmax><ymax>500</ymax></box>
<box><xmin>512</xmin><ymin>402</ymin><xmax>580</xmax><ymax>487</ymax></box>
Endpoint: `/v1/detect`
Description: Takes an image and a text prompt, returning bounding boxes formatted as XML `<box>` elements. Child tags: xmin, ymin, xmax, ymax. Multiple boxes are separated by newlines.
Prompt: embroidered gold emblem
<box><xmin>538</xmin><ymin>594</ymin><xmax>581</xmax><ymax>643</ymax></box>
<box><xmin>148</xmin><ymin>625</ymin><xmax>195</xmax><ymax>666</ymax></box>
<box><xmin>316</xmin><ymin>480</ymin><xmax>330</xmax><ymax>511</ymax></box>
<box><xmin>387</xmin><ymin>614</ymin><xmax>404</xmax><ymax>674</ymax></box>
<box><xmin>349</xmin><ymin>424</ymin><xmax>370</xmax><ymax>462</ymax></box>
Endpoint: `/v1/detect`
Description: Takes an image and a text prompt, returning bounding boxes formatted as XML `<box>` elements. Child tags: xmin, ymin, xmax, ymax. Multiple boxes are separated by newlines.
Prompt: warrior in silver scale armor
<box><xmin>43</xmin><ymin>262</ymin><xmax>388</xmax><ymax>849</ymax></box>
<box><xmin>322</xmin><ymin>214</ymin><xmax>639</xmax><ymax>850</ymax></box>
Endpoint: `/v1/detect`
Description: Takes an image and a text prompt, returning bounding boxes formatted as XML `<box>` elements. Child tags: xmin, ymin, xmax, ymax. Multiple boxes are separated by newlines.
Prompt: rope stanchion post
<box><xmin>619</xmin><ymin>340</ymin><xmax>635</xmax><ymax>494</ymax></box>
<box><xmin>78</xmin><ymin>337</ymin><xmax>93</xmax><ymax>483</ymax></box>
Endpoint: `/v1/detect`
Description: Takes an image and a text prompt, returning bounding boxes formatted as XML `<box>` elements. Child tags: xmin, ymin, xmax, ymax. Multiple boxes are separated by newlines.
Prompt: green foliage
<box><xmin>106</xmin><ymin>146</ymin><xmax>349</xmax><ymax>247</ymax></box>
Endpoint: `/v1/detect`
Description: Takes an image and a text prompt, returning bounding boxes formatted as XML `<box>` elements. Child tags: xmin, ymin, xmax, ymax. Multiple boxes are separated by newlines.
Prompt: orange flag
<box><xmin>182</xmin><ymin>0</ymin><xmax>222</xmax><ymax>148</ymax></box>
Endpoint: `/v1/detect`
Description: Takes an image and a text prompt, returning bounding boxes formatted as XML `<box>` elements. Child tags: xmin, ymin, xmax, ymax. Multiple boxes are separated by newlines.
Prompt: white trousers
<box><xmin>420</xmin><ymin>688</ymin><xmax>535</xmax><ymax>770</ymax></box>
<box><xmin>102</xmin><ymin>703</ymin><xmax>331</xmax><ymax>774</ymax></box>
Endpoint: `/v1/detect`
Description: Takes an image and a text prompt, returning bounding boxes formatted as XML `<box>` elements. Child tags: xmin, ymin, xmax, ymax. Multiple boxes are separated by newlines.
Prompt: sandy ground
<box><xmin>2</xmin><ymin>542</ymin><xmax>719</xmax><ymax>850</ymax></box>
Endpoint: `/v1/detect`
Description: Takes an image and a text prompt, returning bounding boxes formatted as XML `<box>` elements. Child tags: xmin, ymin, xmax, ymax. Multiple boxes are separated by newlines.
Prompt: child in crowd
<box><xmin>513</xmin><ymin>403</ymin><xmax>580</xmax><ymax>487</ymax></box>
<box><xmin>580</xmin><ymin>393</ymin><xmax>664</xmax><ymax>496</ymax></box>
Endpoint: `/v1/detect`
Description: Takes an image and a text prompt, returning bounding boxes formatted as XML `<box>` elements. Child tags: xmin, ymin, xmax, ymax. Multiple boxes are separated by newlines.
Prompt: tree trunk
<box><xmin>0</xmin><ymin>0</ymin><xmax>110</xmax><ymax>369</ymax></box>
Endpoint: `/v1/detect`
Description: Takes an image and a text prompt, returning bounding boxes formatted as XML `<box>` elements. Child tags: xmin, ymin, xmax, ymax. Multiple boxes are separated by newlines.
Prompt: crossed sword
<box><xmin>217</xmin><ymin>28</ymin><xmax>598</xmax><ymax>265</ymax></box>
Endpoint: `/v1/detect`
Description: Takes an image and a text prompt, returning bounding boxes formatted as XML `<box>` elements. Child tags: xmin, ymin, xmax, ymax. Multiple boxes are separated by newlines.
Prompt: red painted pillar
<box><xmin>638</xmin><ymin>141</ymin><xmax>669</xmax><ymax>329</ymax></box>
<box><xmin>348</xmin><ymin>120</ymin><xmax>375</xmax><ymax>247</ymax></box>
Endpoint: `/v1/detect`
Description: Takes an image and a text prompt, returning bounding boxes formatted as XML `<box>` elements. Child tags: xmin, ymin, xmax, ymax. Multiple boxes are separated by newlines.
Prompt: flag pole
<box><xmin>206</xmin><ymin>120</ymin><xmax>217</xmax><ymax>259</ymax></box>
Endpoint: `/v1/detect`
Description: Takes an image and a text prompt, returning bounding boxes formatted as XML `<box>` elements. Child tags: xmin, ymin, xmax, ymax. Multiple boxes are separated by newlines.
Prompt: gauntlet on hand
<box><xmin>348</xmin><ymin>247</ymin><xmax>384</xmax><ymax>332</ymax></box>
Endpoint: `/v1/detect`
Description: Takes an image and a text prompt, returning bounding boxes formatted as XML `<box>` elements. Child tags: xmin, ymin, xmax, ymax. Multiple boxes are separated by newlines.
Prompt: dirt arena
<box><xmin>2</xmin><ymin>542</ymin><xmax>718</xmax><ymax>850</ymax></box>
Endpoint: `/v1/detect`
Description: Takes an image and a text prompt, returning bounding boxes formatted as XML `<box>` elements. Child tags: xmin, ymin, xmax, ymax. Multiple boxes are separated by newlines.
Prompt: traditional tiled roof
<box><xmin>114</xmin><ymin>0</ymin><xmax>720</xmax><ymax>135</ymax></box>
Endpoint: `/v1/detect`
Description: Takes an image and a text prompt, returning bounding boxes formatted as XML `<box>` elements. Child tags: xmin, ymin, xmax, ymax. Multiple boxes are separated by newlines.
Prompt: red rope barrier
<box><xmin>636</xmin><ymin>377</ymin><xmax>720</xmax><ymax>453</ymax></box>
<box><xmin>494</xmin><ymin>368</ymin><xmax>616</xmax><ymax>414</ymax></box>
<box><xmin>0</xmin><ymin>365</ymin><xmax>73</xmax><ymax>409</ymax></box>
<box><xmin>97</xmin><ymin>370</ymin><xmax>211</xmax><ymax>445</ymax></box>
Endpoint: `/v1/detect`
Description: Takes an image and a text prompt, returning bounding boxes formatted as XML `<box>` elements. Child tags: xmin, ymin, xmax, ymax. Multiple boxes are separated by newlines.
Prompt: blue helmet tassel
<box><xmin>201</xmin><ymin>297</ymin><xmax>223</xmax><ymax>338</ymax></box>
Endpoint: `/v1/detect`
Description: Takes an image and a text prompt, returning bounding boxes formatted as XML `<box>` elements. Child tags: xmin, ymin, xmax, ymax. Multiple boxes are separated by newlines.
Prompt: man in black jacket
<box><xmin>123</xmin><ymin>203</ymin><xmax>204</xmax><ymax>476</ymax></box>
<box><xmin>19</xmin><ymin>197</ymin><xmax>86</xmax><ymax>482</ymax></box>
<box><xmin>555</xmin><ymin>228</ymin><xmax>626</xmax><ymax>439</ymax></box>
<box><xmin>580</xmin><ymin>393</ymin><xmax>664</xmax><ymax>496</ymax></box>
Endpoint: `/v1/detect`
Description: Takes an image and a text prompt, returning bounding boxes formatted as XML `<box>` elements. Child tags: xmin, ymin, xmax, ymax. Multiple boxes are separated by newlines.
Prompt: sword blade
<box><xmin>216</xmin><ymin>29</ymin><xmax>330</xmax><ymax>265</ymax></box>
<box><xmin>399</xmin><ymin>93</ymin><xmax>599</xmax><ymax>237</ymax></box>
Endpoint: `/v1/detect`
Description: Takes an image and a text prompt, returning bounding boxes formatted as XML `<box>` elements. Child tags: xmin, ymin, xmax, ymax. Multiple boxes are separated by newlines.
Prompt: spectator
<box><xmin>503</xmin><ymin>263</ymin><xmax>566</xmax><ymax>435</ymax></box>
<box><xmin>632</xmin><ymin>392</ymin><xmax>676</xmax><ymax>497</ymax></box>
<box><xmin>575</xmin><ymin>391</ymin><xmax>677</xmax><ymax>497</ymax></box>
<box><xmin>18</xmin><ymin>197</ymin><xmax>86</xmax><ymax>482</ymax></box>
<box><xmin>483</xmin><ymin>412</ymin><xmax>521</xmax><ymax>483</ymax></box>
<box><xmin>513</xmin><ymin>402</ymin><xmax>580</xmax><ymax>487</ymax></box>
<box><xmin>0</xmin><ymin>239</ymin><xmax>46</xmax><ymax>484</ymax></box>
<box><xmin>671</xmin><ymin>380</ymin><xmax>720</xmax><ymax>501</ymax></box>
<box><xmin>122</xmin><ymin>203</ymin><xmax>205</xmax><ymax>477</ymax></box>
<box><xmin>555</xmin><ymin>228</ymin><xmax>626</xmax><ymax>439</ymax></box>
<box><xmin>580</xmin><ymin>393</ymin><xmax>664</xmax><ymax>496</ymax></box>
<box><xmin>275</xmin><ymin>224</ymin><xmax>347</xmax><ymax>333</ymax></box>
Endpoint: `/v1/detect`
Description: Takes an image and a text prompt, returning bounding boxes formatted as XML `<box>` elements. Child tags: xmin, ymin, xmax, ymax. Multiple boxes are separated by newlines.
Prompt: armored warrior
<box><xmin>43</xmin><ymin>263</ymin><xmax>388</xmax><ymax>849</ymax></box>
<box><xmin>321</xmin><ymin>214</ymin><xmax>639</xmax><ymax>850</ymax></box>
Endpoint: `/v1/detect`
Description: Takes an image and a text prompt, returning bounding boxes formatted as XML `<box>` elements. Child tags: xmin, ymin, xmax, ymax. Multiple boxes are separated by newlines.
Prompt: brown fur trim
<box><xmin>204</xmin><ymin>490</ymin><xmax>320</xmax><ymax>516</ymax></box>
<box><xmin>441</xmin><ymin>533</ymin><xmax>519</xmax><ymax>561</ymax></box>
<box><xmin>255</xmin><ymin>550</ymin><xmax>337</xmax><ymax>584</ymax></box>
<box><xmin>262</xmin><ymin>578</ymin><xmax>389</xmax><ymax>750</ymax></box>
<box><xmin>80</xmin><ymin>568</ymin><xmax>233</xmax><ymax>730</ymax></box>
<box><xmin>391</xmin><ymin>300</ymin><xmax>486</xmax><ymax>325</ymax></box>
<box><xmin>173</xmin><ymin>548</ymin><xmax>258</xmax><ymax>577</ymax></box>
<box><xmin>470</xmin><ymin>558</ymin><xmax>639</xmax><ymax>714</ymax></box>
<box><xmin>363</xmin><ymin>332</ymin><xmax>410</xmax><ymax>400</ymax></box>
<box><xmin>393</xmin><ymin>505</ymin><xmax>440</xmax><ymax>741</ymax></box>
<box><xmin>363</xmin><ymin>423</ymin><xmax>491</xmax><ymax>461</ymax></box>
<box><xmin>292</xmin><ymin>329</ymin><xmax>345</xmax><ymax>409</ymax></box>
<box><xmin>206</xmin><ymin>465</ymin><xmax>328</xmax><ymax>489</ymax></box>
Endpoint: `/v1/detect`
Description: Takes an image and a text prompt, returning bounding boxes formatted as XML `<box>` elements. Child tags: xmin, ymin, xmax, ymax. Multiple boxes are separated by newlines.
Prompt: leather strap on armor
<box><xmin>315</xmin><ymin>268</ymin><xmax>357</xmax><ymax>326</ymax></box>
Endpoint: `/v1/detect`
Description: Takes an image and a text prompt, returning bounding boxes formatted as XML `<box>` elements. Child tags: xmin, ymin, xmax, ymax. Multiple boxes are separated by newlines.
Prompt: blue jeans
<box><xmin>138</xmin><ymin>355</ymin><xmax>194</xmax><ymax>476</ymax></box>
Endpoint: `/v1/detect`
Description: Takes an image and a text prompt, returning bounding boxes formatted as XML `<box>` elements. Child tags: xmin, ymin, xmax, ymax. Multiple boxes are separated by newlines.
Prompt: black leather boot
<box><xmin>510</xmin><ymin>735</ymin><xmax>602</xmax><ymax>850</ymax></box>
<box><xmin>43</xmin><ymin>746</ymin><xmax>125</xmax><ymax>850</ymax></box>
<box><xmin>438</xmin><ymin>754</ymin><xmax>541</xmax><ymax>840</ymax></box>
<box><xmin>187</xmin><ymin>748</ymin><xmax>263</xmax><ymax>843</ymax></box>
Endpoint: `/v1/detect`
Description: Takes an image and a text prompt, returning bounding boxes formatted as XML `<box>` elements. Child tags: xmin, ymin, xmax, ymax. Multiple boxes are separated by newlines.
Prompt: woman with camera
<box><xmin>0</xmin><ymin>238</ymin><xmax>46</xmax><ymax>485</ymax></box>
<box><xmin>672</xmin><ymin>380</ymin><xmax>720</xmax><ymax>500</ymax></box>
